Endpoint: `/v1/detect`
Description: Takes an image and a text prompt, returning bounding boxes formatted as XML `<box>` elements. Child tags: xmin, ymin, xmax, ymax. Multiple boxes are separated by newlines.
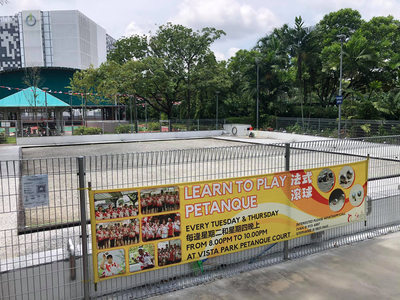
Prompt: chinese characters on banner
<box><xmin>90</xmin><ymin>160</ymin><xmax>368</xmax><ymax>283</ymax></box>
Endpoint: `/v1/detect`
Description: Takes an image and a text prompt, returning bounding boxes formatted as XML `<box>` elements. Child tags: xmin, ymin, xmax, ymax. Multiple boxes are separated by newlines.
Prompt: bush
<box><xmin>0</xmin><ymin>132</ymin><xmax>6</xmax><ymax>144</ymax></box>
<box><xmin>147</xmin><ymin>123</ymin><xmax>160</xmax><ymax>131</ymax></box>
<box><xmin>85</xmin><ymin>127</ymin><xmax>102</xmax><ymax>135</ymax></box>
<box><xmin>73</xmin><ymin>127</ymin><xmax>85</xmax><ymax>135</ymax></box>
<box><xmin>115</xmin><ymin>124</ymin><xmax>132</xmax><ymax>134</ymax></box>
<box><xmin>225</xmin><ymin>117</ymin><xmax>253</xmax><ymax>126</ymax></box>
<box><xmin>73</xmin><ymin>127</ymin><xmax>102</xmax><ymax>135</ymax></box>
<box><xmin>378</xmin><ymin>124</ymin><xmax>387</xmax><ymax>136</ymax></box>
<box><xmin>286</xmin><ymin>122</ymin><xmax>302</xmax><ymax>134</ymax></box>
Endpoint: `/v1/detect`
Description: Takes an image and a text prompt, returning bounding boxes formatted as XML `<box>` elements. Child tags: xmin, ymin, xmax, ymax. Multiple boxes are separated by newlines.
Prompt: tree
<box><xmin>107</xmin><ymin>35</ymin><xmax>148</xmax><ymax>64</ymax></box>
<box><xmin>318</xmin><ymin>8</ymin><xmax>364</xmax><ymax>47</ymax></box>
<box><xmin>360</xmin><ymin>16</ymin><xmax>400</xmax><ymax>91</ymax></box>
<box><xmin>285</xmin><ymin>16</ymin><xmax>319</xmax><ymax>128</ymax></box>
<box><xmin>23</xmin><ymin>67</ymin><xmax>45</xmax><ymax>127</ymax></box>
<box><xmin>107</xmin><ymin>23</ymin><xmax>225</xmax><ymax>129</ymax></box>
<box><xmin>148</xmin><ymin>23</ymin><xmax>225</xmax><ymax>128</ymax></box>
<box><xmin>67</xmin><ymin>65</ymin><xmax>101</xmax><ymax>127</ymax></box>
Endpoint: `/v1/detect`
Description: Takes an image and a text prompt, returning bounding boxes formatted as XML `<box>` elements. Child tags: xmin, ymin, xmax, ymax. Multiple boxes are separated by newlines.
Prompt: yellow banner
<box><xmin>90</xmin><ymin>160</ymin><xmax>368</xmax><ymax>283</ymax></box>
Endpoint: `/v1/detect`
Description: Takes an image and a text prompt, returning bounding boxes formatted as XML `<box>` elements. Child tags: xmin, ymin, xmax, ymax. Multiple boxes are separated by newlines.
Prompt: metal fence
<box><xmin>276</xmin><ymin>117</ymin><xmax>400</xmax><ymax>138</ymax></box>
<box><xmin>1</xmin><ymin>137</ymin><xmax>400</xmax><ymax>300</ymax></box>
<box><xmin>0</xmin><ymin>119</ymin><xmax>226</xmax><ymax>138</ymax></box>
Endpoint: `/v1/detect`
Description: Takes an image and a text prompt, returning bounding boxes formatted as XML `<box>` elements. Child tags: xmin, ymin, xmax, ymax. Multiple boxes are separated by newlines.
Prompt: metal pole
<box><xmin>70</xmin><ymin>91</ymin><xmax>74</xmax><ymax>135</ymax></box>
<box><xmin>198</xmin><ymin>119</ymin><xmax>200</xmax><ymax>131</ymax></box>
<box><xmin>216</xmin><ymin>91</ymin><xmax>220</xmax><ymax>130</ymax></box>
<box><xmin>45</xmin><ymin>90</ymin><xmax>49</xmax><ymax>136</ymax></box>
<box><xmin>117</xmin><ymin>95</ymin><xmax>120</xmax><ymax>124</ymax></box>
<box><xmin>77</xmin><ymin>157</ymin><xmax>90</xmax><ymax>300</ymax></box>
<box><xmin>134</xmin><ymin>96</ymin><xmax>138</xmax><ymax>133</ymax></box>
<box><xmin>130</xmin><ymin>96</ymin><xmax>133</xmax><ymax>133</ymax></box>
<box><xmin>284</xmin><ymin>143</ymin><xmax>290</xmax><ymax>260</ymax></box>
<box><xmin>145</xmin><ymin>102</ymin><xmax>147</xmax><ymax>129</ymax></box>
<box><xmin>256</xmin><ymin>62</ymin><xmax>259</xmax><ymax>130</ymax></box>
<box><xmin>338</xmin><ymin>38</ymin><xmax>344</xmax><ymax>139</ymax></box>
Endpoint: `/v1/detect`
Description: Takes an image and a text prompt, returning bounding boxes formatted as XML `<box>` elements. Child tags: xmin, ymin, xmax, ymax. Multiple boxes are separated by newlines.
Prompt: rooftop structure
<box><xmin>0</xmin><ymin>10</ymin><xmax>116</xmax><ymax>71</ymax></box>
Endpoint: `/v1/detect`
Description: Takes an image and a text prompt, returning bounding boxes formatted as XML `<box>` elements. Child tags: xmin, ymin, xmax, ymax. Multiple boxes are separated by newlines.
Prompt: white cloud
<box><xmin>228</xmin><ymin>47</ymin><xmax>240</xmax><ymax>58</ymax></box>
<box><xmin>213</xmin><ymin>47</ymin><xmax>241</xmax><ymax>61</ymax></box>
<box><xmin>124</xmin><ymin>21</ymin><xmax>146</xmax><ymax>37</ymax></box>
<box><xmin>214</xmin><ymin>51</ymin><xmax>226</xmax><ymax>61</ymax></box>
<box><xmin>297</xmin><ymin>0</ymin><xmax>400</xmax><ymax>23</ymax></box>
<box><xmin>170</xmin><ymin>0</ymin><xmax>279</xmax><ymax>40</ymax></box>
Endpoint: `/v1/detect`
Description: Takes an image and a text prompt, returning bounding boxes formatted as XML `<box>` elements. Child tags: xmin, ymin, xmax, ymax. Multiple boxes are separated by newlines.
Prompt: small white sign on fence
<box><xmin>22</xmin><ymin>175</ymin><xmax>49</xmax><ymax>208</ymax></box>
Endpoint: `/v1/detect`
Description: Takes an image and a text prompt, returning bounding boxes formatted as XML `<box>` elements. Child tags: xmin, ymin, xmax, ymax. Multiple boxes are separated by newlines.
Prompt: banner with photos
<box><xmin>90</xmin><ymin>160</ymin><xmax>368</xmax><ymax>283</ymax></box>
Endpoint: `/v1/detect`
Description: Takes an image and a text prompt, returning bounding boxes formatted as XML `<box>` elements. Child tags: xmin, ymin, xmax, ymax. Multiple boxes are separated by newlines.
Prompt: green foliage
<box><xmin>360</xmin><ymin>124</ymin><xmax>371</xmax><ymax>136</ymax></box>
<box><xmin>286</xmin><ymin>123</ymin><xmax>302</xmax><ymax>133</ymax></box>
<box><xmin>0</xmin><ymin>132</ymin><xmax>6</xmax><ymax>144</ymax></box>
<box><xmin>107</xmin><ymin>35</ymin><xmax>148</xmax><ymax>64</ymax></box>
<box><xmin>378</xmin><ymin>124</ymin><xmax>387</xmax><ymax>136</ymax></box>
<box><xmin>147</xmin><ymin>122</ymin><xmax>161</xmax><ymax>131</ymax></box>
<box><xmin>226</xmin><ymin>117</ymin><xmax>253</xmax><ymax>125</ymax></box>
<box><xmin>318</xmin><ymin>8</ymin><xmax>364</xmax><ymax>47</ymax></box>
<box><xmin>66</xmin><ymin>10</ymin><xmax>400</xmax><ymax>128</ymax></box>
<box><xmin>391</xmin><ymin>125</ymin><xmax>400</xmax><ymax>135</ymax></box>
<box><xmin>115</xmin><ymin>124</ymin><xmax>132</xmax><ymax>134</ymax></box>
<box><xmin>73</xmin><ymin>127</ymin><xmax>102</xmax><ymax>135</ymax></box>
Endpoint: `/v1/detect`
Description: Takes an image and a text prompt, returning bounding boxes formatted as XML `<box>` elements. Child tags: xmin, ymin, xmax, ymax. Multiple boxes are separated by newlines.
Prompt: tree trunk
<box><xmin>167</xmin><ymin>107</ymin><xmax>172</xmax><ymax>132</ymax></box>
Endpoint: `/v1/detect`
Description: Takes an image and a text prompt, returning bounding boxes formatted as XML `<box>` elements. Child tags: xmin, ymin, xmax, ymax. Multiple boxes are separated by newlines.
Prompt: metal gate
<box><xmin>1</xmin><ymin>137</ymin><xmax>400</xmax><ymax>300</ymax></box>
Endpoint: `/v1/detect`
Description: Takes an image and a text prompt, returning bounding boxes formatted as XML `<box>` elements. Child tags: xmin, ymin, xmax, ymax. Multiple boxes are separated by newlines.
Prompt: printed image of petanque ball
<box><xmin>349</xmin><ymin>184</ymin><xmax>365</xmax><ymax>207</ymax></box>
<box><xmin>338</xmin><ymin>166</ymin><xmax>355</xmax><ymax>189</ymax></box>
<box><xmin>317</xmin><ymin>168</ymin><xmax>335</xmax><ymax>192</ymax></box>
<box><xmin>329</xmin><ymin>189</ymin><xmax>345</xmax><ymax>212</ymax></box>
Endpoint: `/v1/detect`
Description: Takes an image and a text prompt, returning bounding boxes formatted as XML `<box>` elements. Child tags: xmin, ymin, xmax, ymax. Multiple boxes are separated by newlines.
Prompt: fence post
<box><xmin>78</xmin><ymin>157</ymin><xmax>90</xmax><ymax>300</ymax></box>
<box><xmin>283</xmin><ymin>143</ymin><xmax>290</xmax><ymax>260</ymax></box>
<box><xmin>198</xmin><ymin>119</ymin><xmax>200</xmax><ymax>131</ymax></box>
<box><xmin>318</xmin><ymin>118</ymin><xmax>321</xmax><ymax>133</ymax></box>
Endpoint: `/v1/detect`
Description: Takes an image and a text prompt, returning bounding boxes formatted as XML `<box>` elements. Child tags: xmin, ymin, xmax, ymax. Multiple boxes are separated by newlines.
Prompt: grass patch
<box><xmin>6</xmin><ymin>137</ymin><xmax>16</xmax><ymax>144</ymax></box>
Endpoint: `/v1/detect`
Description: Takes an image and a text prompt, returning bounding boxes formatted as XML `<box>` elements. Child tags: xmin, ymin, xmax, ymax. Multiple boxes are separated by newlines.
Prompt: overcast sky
<box><xmin>3</xmin><ymin>0</ymin><xmax>400</xmax><ymax>60</ymax></box>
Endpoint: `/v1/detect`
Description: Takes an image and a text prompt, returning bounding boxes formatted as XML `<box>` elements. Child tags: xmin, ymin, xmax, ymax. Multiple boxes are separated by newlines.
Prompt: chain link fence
<box><xmin>276</xmin><ymin>117</ymin><xmax>400</xmax><ymax>138</ymax></box>
<box><xmin>0</xmin><ymin>119</ymin><xmax>227</xmax><ymax>138</ymax></box>
<box><xmin>1</xmin><ymin>137</ymin><xmax>400</xmax><ymax>299</ymax></box>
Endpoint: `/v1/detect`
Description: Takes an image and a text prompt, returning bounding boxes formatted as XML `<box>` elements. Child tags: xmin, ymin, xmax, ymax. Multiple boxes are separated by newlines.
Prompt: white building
<box><xmin>0</xmin><ymin>10</ymin><xmax>116</xmax><ymax>71</ymax></box>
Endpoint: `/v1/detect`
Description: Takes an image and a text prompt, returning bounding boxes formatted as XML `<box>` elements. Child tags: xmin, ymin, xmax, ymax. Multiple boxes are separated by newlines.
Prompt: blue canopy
<box><xmin>0</xmin><ymin>87</ymin><xmax>70</xmax><ymax>108</ymax></box>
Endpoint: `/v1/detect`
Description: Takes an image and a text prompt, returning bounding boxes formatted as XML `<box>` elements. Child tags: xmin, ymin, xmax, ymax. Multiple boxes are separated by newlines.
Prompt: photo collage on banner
<box><xmin>90</xmin><ymin>160</ymin><xmax>368</xmax><ymax>283</ymax></box>
<box><xmin>91</xmin><ymin>186</ymin><xmax>181</xmax><ymax>282</ymax></box>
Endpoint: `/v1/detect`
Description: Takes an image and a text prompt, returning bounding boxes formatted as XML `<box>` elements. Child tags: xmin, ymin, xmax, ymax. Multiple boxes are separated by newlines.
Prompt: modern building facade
<box><xmin>0</xmin><ymin>10</ymin><xmax>116</xmax><ymax>71</ymax></box>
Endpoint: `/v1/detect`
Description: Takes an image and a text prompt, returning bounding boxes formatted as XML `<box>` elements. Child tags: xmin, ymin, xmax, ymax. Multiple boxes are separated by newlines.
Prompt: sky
<box><xmin>2</xmin><ymin>0</ymin><xmax>400</xmax><ymax>61</ymax></box>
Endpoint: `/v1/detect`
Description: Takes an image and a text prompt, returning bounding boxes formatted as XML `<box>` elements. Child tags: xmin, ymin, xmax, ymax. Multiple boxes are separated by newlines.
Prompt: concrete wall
<box><xmin>16</xmin><ymin>130</ymin><xmax>224</xmax><ymax>146</ymax></box>
<box><xmin>223</xmin><ymin>124</ymin><xmax>333</xmax><ymax>142</ymax></box>
<box><xmin>21</xmin><ymin>10</ymin><xmax>44</xmax><ymax>67</ymax></box>
<box><xmin>251</xmin><ymin>130</ymin><xmax>334</xmax><ymax>142</ymax></box>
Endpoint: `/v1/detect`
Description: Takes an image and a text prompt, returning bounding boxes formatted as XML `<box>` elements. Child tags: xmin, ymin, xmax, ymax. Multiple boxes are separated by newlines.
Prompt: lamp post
<box><xmin>255</xmin><ymin>57</ymin><xmax>260</xmax><ymax>130</ymax></box>
<box><xmin>215</xmin><ymin>91</ymin><xmax>220</xmax><ymax>130</ymax></box>
<box><xmin>69</xmin><ymin>90</ymin><xmax>74</xmax><ymax>135</ymax></box>
<box><xmin>337</xmin><ymin>34</ymin><xmax>346</xmax><ymax>139</ymax></box>
<box><xmin>42</xmin><ymin>87</ymin><xmax>49</xmax><ymax>136</ymax></box>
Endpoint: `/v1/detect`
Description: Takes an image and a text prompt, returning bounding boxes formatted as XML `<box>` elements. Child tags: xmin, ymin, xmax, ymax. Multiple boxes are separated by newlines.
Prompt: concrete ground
<box><xmin>21</xmin><ymin>138</ymin><xmax>252</xmax><ymax>158</ymax></box>
<box><xmin>150</xmin><ymin>231</ymin><xmax>400</xmax><ymax>300</ymax></box>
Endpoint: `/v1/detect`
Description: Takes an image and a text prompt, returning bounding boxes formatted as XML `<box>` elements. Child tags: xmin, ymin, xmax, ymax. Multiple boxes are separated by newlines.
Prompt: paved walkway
<box><xmin>150</xmin><ymin>231</ymin><xmax>400</xmax><ymax>300</ymax></box>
